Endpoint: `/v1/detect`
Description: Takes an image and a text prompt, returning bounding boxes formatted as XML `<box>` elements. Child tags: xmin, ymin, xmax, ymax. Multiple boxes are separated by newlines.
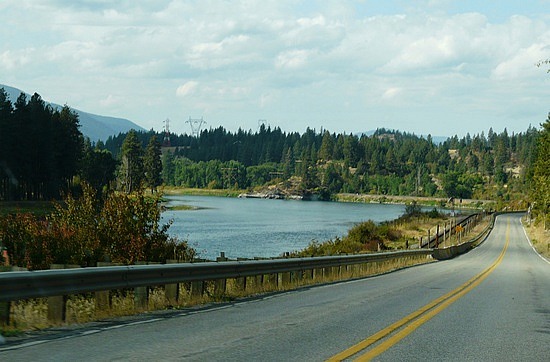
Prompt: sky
<box><xmin>1</xmin><ymin>0</ymin><xmax>549</xmax><ymax>137</ymax></box>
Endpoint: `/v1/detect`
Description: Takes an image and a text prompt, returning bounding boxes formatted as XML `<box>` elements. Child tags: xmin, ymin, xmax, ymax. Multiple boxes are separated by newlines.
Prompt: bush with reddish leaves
<box><xmin>0</xmin><ymin>183</ymin><xmax>195</xmax><ymax>270</ymax></box>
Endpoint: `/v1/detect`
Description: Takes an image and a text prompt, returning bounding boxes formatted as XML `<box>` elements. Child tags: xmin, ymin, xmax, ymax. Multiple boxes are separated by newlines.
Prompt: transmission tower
<box><xmin>186</xmin><ymin>117</ymin><xmax>206</xmax><ymax>137</ymax></box>
<box><xmin>162</xmin><ymin>118</ymin><xmax>171</xmax><ymax>147</ymax></box>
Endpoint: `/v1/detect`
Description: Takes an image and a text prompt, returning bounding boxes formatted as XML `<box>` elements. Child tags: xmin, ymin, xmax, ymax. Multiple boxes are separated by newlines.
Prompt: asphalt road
<box><xmin>1</xmin><ymin>213</ymin><xmax>548</xmax><ymax>361</ymax></box>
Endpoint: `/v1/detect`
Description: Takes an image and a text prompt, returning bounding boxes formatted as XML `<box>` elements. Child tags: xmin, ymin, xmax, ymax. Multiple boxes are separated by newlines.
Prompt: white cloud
<box><xmin>382</xmin><ymin>87</ymin><xmax>403</xmax><ymax>100</ymax></box>
<box><xmin>493</xmin><ymin>43</ymin><xmax>549</xmax><ymax>80</ymax></box>
<box><xmin>0</xmin><ymin>49</ymin><xmax>33</xmax><ymax>70</ymax></box>
<box><xmin>99</xmin><ymin>94</ymin><xmax>121</xmax><ymax>107</ymax></box>
<box><xmin>1</xmin><ymin>1</ymin><xmax>548</xmax><ymax>137</ymax></box>
<box><xmin>275</xmin><ymin>49</ymin><xmax>311</xmax><ymax>69</ymax></box>
<box><xmin>176</xmin><ymin>81</ymin><xmax>199</xmax><ymax>97</ymax></box>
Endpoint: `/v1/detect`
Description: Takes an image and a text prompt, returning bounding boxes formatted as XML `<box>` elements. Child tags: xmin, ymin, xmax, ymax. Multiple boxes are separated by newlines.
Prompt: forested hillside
<box><xmin>105</xmin><ymin>122</ymin><xmax>539</xmax><ymax>206</ymax></box>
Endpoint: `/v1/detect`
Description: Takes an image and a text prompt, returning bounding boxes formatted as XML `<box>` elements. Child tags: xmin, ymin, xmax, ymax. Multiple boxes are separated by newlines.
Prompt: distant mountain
<box><xmin>1</xmin><ymin>84</ymin><xmax>145</xmax><ymax>142</ymax></box>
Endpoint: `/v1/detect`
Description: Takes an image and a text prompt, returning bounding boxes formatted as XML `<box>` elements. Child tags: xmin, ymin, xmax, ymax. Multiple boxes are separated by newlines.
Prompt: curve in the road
<box><xmin>329</xmin><ymin>219</ymin><xmax>510</xmax><ymax>361</ymax></box>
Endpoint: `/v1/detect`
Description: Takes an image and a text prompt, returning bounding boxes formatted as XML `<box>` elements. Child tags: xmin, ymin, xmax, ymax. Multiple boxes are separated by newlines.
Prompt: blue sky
<box><xmin>1</xmin><ymin>0</ymin><xmax>548</xmax><ymax>137</ymax></box>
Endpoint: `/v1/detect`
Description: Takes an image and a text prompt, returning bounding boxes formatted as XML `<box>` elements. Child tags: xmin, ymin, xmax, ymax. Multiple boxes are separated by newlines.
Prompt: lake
<box><xmin>163</xmin><ymin>195</ymin><xmax>415</xmax><ymax>260</ymax></box>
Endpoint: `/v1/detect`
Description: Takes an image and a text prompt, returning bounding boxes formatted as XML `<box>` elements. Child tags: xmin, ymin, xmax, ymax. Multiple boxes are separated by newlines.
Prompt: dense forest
<box><xmin>105</xmin><ymin>123</ymin><xmax>539</xmax><ymax>206</ymax></box>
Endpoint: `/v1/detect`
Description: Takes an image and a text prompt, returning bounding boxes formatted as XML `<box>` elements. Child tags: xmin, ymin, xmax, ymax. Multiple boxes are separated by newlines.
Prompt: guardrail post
<box><xmin>165</xmin><ymin>260</ymin><xmax>180</xmax><ymax>304</ymax></box>
<box><xmin>323</xmin><ymin>266</ymin><xmax>332</xmax><ymax>280</ymax></box>
<box><xmin>290</xmin><ymin>269</ymin><xmax>302</xmax><ymax>284</ymax></box>
<box><xmin>281</xmin><ymin>271</ymin><xmax>291</xmax><ymax>287</ymax></box>
<box><xmin>214</xmin><ymin>253</ymin><xmax>228</xmax><ymax>296</ymax></box>
<box><xmin>47</xmin><ymin>264</ymin><xmax>79</xmax><ymax>323</ymax></box>
<box><xmin>234</xmin><ymin>258</ymin><xmax>247</xmax><ymax>291</ymax></box>
<box><xmin>235</xmin><ymin>276</ymin><xmax>247</xmax><ymax>292</ymax></box>
<box><xmin>134</xmin><ymin>261</ymin><xmax>149</xmax><ymax>310</ymax></box>
<box><xmin>302</xmin><ymin>269</ymin><xmax>315</xmax><ymax>281</ymax></box>
<box><xmin>190</xmin><ymin>281</ymin><xmax>204</xmax><ymax>297</ymax></box>
<box><xmin>267</xmin><ymin>273</ymin><xmax>278</xmax><ymax>289</ymax></box>
<box><xmin>0</xmin><ymin>266</ymin><xmax>23</xmax><ymax>325</ymax></box>
<box><xmin>95</xmin><ymin>262</ymin><xmax>114</xmax><ymax>312</ymax></box>
<box><xmin>253</xmin><ymin>274</ymin><xmax>263</xmax><ymax>290</ymax></box>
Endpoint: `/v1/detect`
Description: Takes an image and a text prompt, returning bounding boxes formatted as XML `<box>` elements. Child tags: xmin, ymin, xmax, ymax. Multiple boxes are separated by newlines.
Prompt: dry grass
<box><xmin>522</xmin><ymin>218</ymin><xmax>550</xmax><ymax>260</ymax></box>
<box><xmin>386</xmin><ymin>214</ymin><xmax>491</xmax><ymax>250</ymax></box>
<box><xmin>2</xmin><ymin>254</ymin><xmax>434</xmax><ymax>334</ymax></box>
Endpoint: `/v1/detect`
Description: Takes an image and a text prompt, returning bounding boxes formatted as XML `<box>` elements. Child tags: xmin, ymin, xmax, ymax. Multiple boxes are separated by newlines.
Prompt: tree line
<box><xmin>0</xmin><ymin>88</ymin><xmax>163</xmax><ymax>201</ymax></box>
<box><xmin>0</xmin><ymin>90</ymin><xmax>83</xmax><ymax>200</ymax></box>
<box><xmin>106</xmin><ymin>124</ymin><xmax>539</xmax><ymax>203</ymax></box>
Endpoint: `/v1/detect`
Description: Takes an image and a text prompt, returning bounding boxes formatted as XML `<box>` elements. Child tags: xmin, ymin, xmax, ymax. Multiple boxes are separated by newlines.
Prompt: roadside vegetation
<box><xmin>291</xmin><ymin>202</ymin><xmax>453</xmax><ymax>257</ymax></box>
<box><xmin>523</xmin><ymin>218</ymin><xmax>550</xmax><ymax>260</ymax></box>
<box><xmin>105</xmin><ymin>125</ymin><xmax>537</xmax><ymax>206</ymax></box>
<box><xmin>0</xmin><ymin>184</ymin><xmax>195</xmax><ymax>270</ymax></box>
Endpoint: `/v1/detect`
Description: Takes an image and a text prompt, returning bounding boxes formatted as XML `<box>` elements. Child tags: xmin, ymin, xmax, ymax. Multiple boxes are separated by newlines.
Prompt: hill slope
<box><xmin>1</xmin><ymin>84</ymin><xmax>145</xmax><ymax>141</ymax></box>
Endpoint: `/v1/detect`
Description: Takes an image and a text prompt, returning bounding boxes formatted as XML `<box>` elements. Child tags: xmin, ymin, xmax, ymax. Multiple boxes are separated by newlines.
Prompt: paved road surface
<box><xmin>1</xmin><ymin>213</ymin><xmax>548</xmax><ymax>361</ymax></box>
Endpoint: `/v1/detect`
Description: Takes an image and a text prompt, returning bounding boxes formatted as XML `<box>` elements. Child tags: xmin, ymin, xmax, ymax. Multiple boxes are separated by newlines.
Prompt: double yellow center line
<box><xmin>329</xmin><ymin>221</ymin><xmax>510</xmax><ymax>361</ymax></box>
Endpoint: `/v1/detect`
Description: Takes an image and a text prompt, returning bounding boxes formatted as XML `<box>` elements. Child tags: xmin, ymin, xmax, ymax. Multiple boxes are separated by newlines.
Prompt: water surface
<box><xmin>164</xmin><ymin>195</ymin><xmax>408</xmax><ymax>260</ymax></box>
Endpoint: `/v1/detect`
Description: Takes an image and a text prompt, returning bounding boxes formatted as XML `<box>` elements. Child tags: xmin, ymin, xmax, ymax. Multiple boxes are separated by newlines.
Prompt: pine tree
<box><xmin>120</xmin><ymin>130</ymin><xmax>144</xmax><ymax>193</ymax></box>
<box><xmin>0</xmin><ymin>88</ymin><xmax>14</xmax><ymax>200</ymax></box>
<box><xmin>144</xmin><ymin>135</ymin><xmax>163</xmax><ymax>193</ymax></box>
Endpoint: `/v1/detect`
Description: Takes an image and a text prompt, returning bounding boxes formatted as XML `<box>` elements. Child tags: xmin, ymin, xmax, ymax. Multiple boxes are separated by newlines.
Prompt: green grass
<box><xmin>162</xmin><ymin>186</ymin><xmax>244</xmax><ymax>198</ymax></box>
<box><xmin>0</xmin><ymin>201</ymin><xmax>56</xmax><ymax>217</ymax></box>
<box><xmin>166</xmin><ymin>204</ymin><xmax>203</xmax><ymax>211</ymax></box>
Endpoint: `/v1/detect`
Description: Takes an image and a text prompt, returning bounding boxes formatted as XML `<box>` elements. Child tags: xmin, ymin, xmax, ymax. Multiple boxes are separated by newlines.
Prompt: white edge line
<box><xmin>520</xmin><ymin>218</ymin><xmax>550</xmax><ymax>265</ymax></box>
<box><xmin>0</xmin><ymin>339</ymin><xmax>48</xmax><ymax>352</ymax></box>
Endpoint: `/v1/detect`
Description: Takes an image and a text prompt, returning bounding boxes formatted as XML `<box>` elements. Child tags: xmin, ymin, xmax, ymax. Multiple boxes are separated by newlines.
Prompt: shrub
<box><xmin>0</xmin><ymin>183</ymin><xmax>195</xmax><ymax>269</ymax></box>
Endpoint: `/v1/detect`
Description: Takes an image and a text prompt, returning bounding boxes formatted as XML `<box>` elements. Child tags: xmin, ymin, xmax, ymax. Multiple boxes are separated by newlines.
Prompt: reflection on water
<box><xmin>163</xmin><ymin>195</ymin><xmax>408</xmax><ymax>260</ymax></box>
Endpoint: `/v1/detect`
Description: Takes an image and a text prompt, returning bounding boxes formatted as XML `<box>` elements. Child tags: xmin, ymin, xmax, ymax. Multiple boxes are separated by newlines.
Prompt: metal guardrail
<box><xmin>4</xmin><ymin>211</ymin><xmax>521</xmax><ymax>304</ymax></box>
<box><xmin>432</xmin><ymin>213</ymin><xmax>496</xmax><ymax>260</ymax></box>
<box><xmin>0</xmin><ymin>249</ymin><xmax>432</xmax><ymax>303</ymax></box>
<box><xmin>431</xmin><ymin>211</ymin><xmax>526</xmax><ymax>260</ymax></box>
<box><xmin>421</xmin><ymin>212</ymin><xmax>484</xmax><ymax>249</ymax></box>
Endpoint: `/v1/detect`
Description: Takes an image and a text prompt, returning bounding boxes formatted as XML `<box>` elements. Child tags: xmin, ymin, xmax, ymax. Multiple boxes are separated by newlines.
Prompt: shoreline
<box><xmin>335</xmin><ymin>193</ymin><xmax>494</xmax><ymax>210</ymax></box>
<box><xmin>161</xmin><ymin>186</ymin><xmax>494</xmax><ymax>210</ymax></box>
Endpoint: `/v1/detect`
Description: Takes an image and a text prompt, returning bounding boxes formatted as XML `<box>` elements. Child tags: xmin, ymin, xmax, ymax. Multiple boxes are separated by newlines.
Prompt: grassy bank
<box><xmin>522</xmin><ymin>218</ymin><xmax>550</xmax><ymax>260</ymax></box>
<box><xmin>162</xmin><ymin>186</ymin><xmax>244</xmax><ymax>198</ymax></box>
<box><xmin>0</xmin><ymin>201</ymin><xmax>56</xmax><ymax>217</ymax></box>
<box><xmin>161</xmin><ymin>187</ymin><xmax>495</xmax><ymax>211</ymax></box>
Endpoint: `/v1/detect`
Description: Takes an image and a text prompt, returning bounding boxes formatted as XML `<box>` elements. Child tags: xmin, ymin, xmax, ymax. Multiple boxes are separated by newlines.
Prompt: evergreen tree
<box><xmin>319</xmin><ymin>131</ymin><xmax>334</xmax><ymax>161</ymax></box>
<box><xmin>119</xmin><ymin>130</ymin><xmax>144</xmax><ymax>193</ymax></box>
<box><xmin>161</xmin><ymin>151</ymin><xmax>176</xmax><ymax>186</ymax></box>
<box><xmin>144</xmin><ymin>135</ymin><xmax>163</xmax><ymax>193</ymax></box>
<box><xmin>80</xmin><ymin>140</ymin><xmax>117</xmax><ymax>193</ymax></box>
<box><xmin>0</xmin><ymin>88</ymin><xmax>14</xmax><ymax>200</ymax></box>
<box><xmin>52</xmin><ymin>106</ymin><xmax>83</xmax><ymax>190</ymax></box>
